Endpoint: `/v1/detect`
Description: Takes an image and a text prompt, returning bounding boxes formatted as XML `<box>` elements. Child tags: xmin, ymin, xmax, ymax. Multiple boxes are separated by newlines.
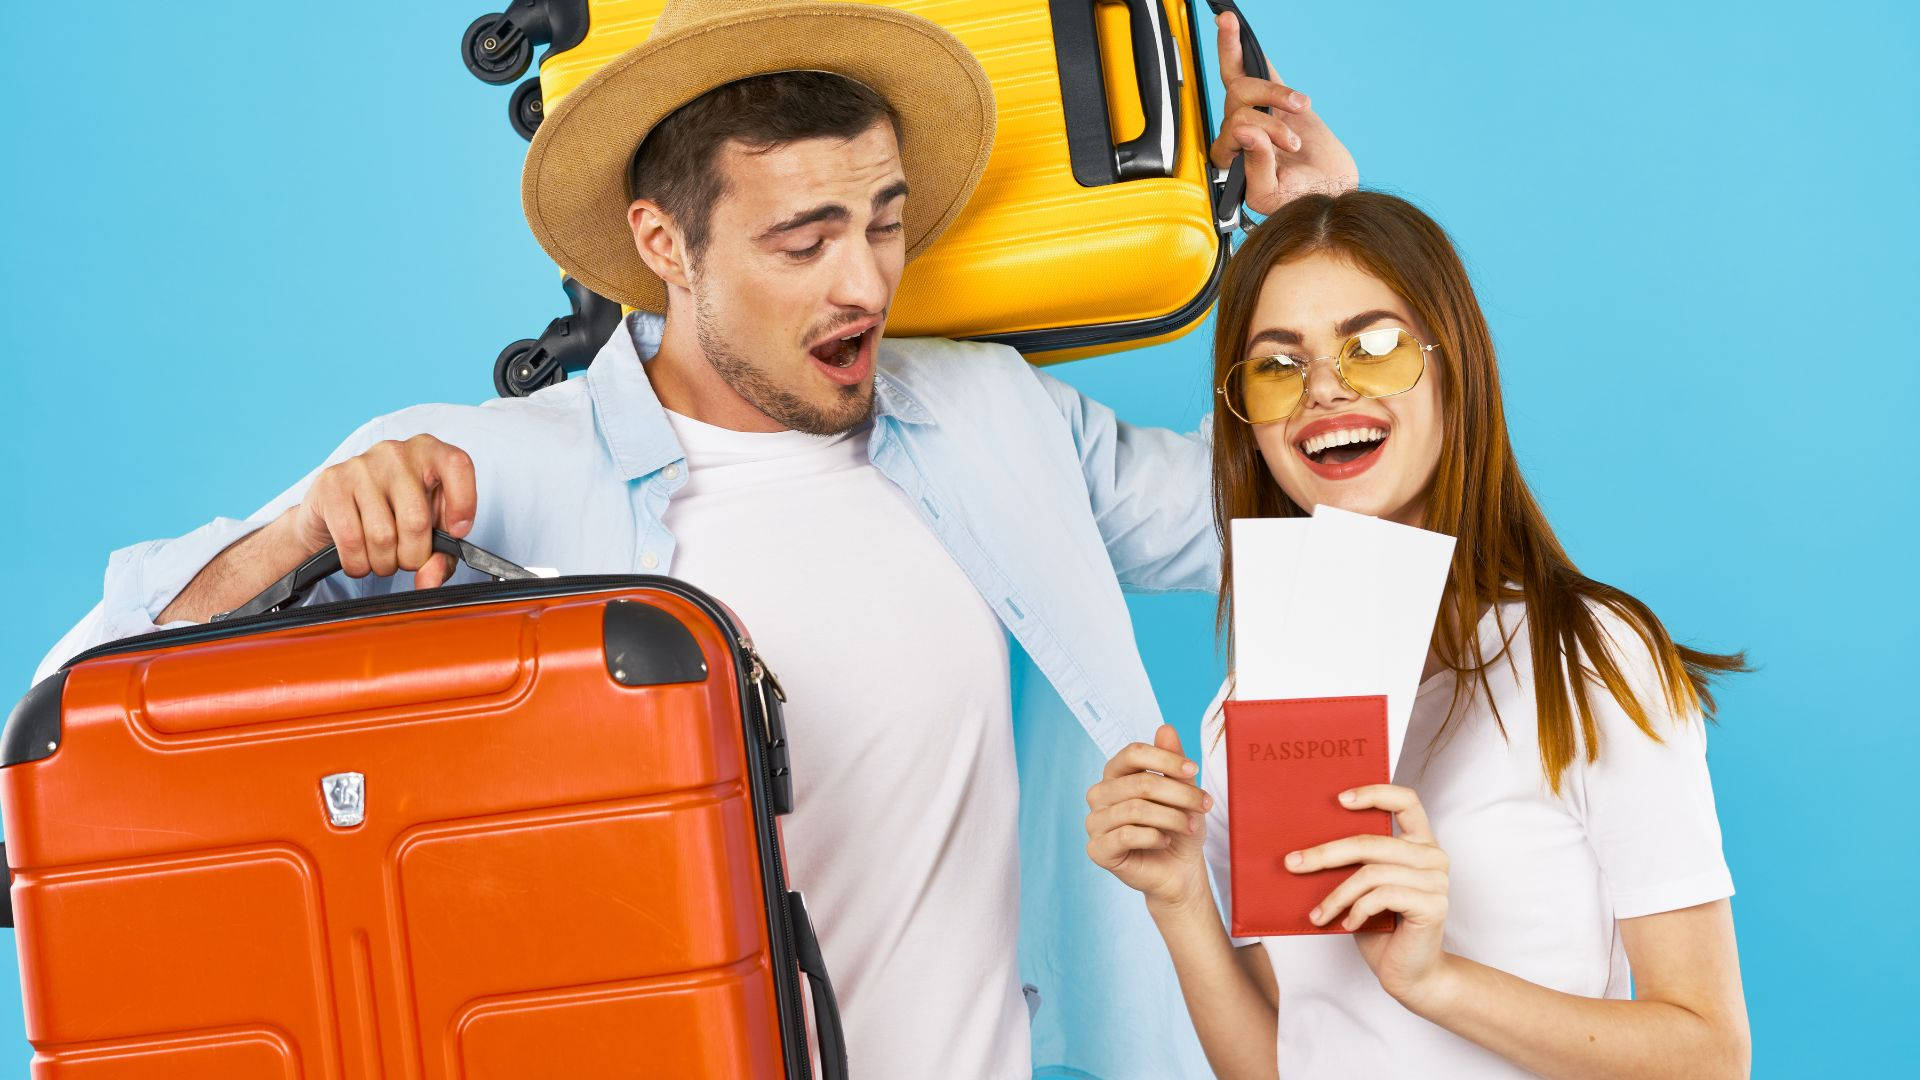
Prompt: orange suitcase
<box><xmin>0</xmin><ymin>535</ymin><xmax>844</xmax><ymax>1079</ymax></box>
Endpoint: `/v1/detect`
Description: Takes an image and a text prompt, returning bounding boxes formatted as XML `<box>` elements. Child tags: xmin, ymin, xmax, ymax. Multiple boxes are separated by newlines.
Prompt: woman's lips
<box><xmin>1296</xmin><ymin>432</ymin><xmax>1388</xmax><ymax>480</ymax></box>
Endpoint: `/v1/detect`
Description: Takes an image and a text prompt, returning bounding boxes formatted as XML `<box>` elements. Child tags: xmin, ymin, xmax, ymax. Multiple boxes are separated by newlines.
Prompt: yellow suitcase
<box><xmin>460</xmin><ymin>0</ymin><xmax>1273</xmax><ymax>390</ymax></box>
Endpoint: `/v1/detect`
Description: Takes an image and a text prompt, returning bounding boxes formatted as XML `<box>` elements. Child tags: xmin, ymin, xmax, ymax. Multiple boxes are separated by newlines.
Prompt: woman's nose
<box><xmin>1302</xmin><ymin>355</ymin><xmax>1357</xmax><ymax>410</ymax></box>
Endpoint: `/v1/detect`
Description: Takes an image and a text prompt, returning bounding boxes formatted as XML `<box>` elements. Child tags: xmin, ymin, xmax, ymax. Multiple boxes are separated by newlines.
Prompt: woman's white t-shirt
<box><xmin>1200</xmin><ymin>601</ymin><xmax>1735</xmax><ymax>1078</ymax></box>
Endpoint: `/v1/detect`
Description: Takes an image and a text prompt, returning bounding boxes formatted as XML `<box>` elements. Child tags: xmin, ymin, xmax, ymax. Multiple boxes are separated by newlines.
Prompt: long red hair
<box><xmin>1211</xmin><ymin>192</ymin><xmax>1744</xmax><ymax>791</ymax></box>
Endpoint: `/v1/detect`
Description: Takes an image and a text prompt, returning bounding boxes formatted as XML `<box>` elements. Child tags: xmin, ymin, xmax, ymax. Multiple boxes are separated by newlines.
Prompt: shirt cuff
<box><xmin>104</xmin><ymin>515</ymin><xmax>270</xmax><ymax>634</ymax></box>
<box><xmin>1610</xmin><ymin>867</ymin><xmax>1736</xmax><ymax>920</ymax></box>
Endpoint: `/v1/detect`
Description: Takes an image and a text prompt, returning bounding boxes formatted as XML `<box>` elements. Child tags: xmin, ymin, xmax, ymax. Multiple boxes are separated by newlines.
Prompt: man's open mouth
<box><xmin>808</xmin><ymin>324</ymin><xmax>877</xmax><ymax>368</ymax></box>
<box><xmin>1298</xmin><ymin>425</ymin><xmax>1389</xmax><ymax>466</ymax></box>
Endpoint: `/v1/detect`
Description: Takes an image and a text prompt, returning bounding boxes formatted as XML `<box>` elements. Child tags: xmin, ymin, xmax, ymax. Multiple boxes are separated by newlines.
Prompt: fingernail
<box><xmin>1181</xmin><ymin>760</ymin><xmax>1198</xmax><ymax>776</ymax></box>
<box><xmin>1288</xmin><ymin>91</ymin><xmax>1307</xmax><ymax>110</ymax></box>
<box><xmin>1202</xmin><ymin>793</ymin><xmax>1214</xmax><ymax>811</ymax></box>
<box><xmin>1285</xmin><ymin>851</ymin><xmax>1303</xmax><ymax>870</ymax></box>
<box><xmin>1339</xmin><ymin>790</ymin><xmax>1356</xmax><ymax>805</ymax></box>
<box><xmin>1309</xmin><ymin>907</ymin><xmax>1323</xmax><ymax>925</ymax></box>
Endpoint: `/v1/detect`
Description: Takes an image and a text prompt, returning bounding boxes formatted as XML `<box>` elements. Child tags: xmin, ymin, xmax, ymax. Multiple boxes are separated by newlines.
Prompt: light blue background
<box><xmin>1</xmin><ymin>1</ymin><xmax>1913</xmax><ymax>1075</ymax></box>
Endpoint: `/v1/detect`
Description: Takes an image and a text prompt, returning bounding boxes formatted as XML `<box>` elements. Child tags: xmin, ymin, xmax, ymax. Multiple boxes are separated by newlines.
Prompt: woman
<box><xmin>1085</xmin><ymin>192</ymin><xmax>1751</xmax><ymax>1078</ymax></box>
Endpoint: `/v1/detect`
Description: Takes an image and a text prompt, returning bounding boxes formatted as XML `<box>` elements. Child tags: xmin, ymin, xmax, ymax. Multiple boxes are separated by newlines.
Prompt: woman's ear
<box><xmin>628</xmin><ymin>199</ymin><xmax>691</xmax><ymax>289</ymax></box>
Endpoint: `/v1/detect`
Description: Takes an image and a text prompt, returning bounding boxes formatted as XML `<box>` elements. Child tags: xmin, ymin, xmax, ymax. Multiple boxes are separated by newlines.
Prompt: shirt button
<box><xmin>662</xmin><ymin>464</ymin><xmax>680</xmax><ymax>480</ymax></box>
<box><xmin>641</xmin><ymin>553</ymin><xmax>659</xmax><ymax>570</ymax></box>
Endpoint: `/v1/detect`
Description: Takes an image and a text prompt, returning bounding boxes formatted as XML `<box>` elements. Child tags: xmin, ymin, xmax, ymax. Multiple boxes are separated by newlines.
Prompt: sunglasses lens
<box><xmin>1229</xmin><ymin>358</ymin><xmax>1305</xmax><ymax>423</ymax></box>
<box><xmin>1341</xmin><ymin>329</ymin><xmax>1425</xmax><ymax>398</ymax></box>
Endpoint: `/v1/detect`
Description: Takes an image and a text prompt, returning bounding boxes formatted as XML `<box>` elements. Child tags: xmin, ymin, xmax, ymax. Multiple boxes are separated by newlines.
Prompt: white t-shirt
<box><xmin>659</xmin><ymin>410</ymin><xmax>1029</xmax><ymax>1080</ymax></box>
<box><xmin>1201</xmin><ymin>601</ymin><xmax>1734</xmax><ymax>1078</ymax></box>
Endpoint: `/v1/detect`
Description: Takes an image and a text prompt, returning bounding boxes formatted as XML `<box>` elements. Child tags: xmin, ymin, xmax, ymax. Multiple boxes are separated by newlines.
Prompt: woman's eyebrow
<box><xmin>1247</xmin><ymin>327</ymin><xmax>1303</xmax><ymax>352</ymax></box>
<box><xmin>1335</xmin><ymin>309</ymin><xmax>1409</xmax><ymax>337</ymax></box>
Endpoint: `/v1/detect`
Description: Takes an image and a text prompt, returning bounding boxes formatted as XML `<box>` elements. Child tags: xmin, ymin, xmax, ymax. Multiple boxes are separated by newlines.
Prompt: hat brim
<box><xmin>521</xmin><ymin>5</ymin><xmax>996</xmax><ymax>313</ymax></box>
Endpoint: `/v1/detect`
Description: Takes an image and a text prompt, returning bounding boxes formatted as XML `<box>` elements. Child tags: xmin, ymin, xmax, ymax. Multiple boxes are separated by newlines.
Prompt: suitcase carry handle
<box><xmin>1202</xmin><ymin>0</ymin><xmax>1276</xmax><ymax>232</ymax></box>
<box><xmin>214</xmin><ymin>531</ymin><xmax>537</xmax><ymax>621</ymax></box>
<box><xmin>1051</xmin><ymin>0</ymin><xmax>1183</xmax><ymax>186</ymax></box>
<box><xmin>787</xmin><ymin>891</ymin><xmax>849</xmax><ymax>1080</ymax></box>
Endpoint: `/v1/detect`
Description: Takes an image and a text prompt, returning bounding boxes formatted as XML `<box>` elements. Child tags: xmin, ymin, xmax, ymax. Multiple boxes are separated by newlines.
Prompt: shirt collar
<box><xmin>584</xmin><ymin>313</ymin><xmax>937</xmax><ymax>480</ymax></box>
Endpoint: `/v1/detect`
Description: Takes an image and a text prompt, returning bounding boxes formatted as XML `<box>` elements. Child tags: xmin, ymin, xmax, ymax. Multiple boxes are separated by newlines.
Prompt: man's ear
<box><xmin>628</xmin><ymin>199</ymin><xmax>692</xmax><ymax>288</ymax></box>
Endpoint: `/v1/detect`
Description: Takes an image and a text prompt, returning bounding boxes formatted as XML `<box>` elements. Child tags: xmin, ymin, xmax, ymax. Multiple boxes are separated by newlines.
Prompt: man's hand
<box><xmin>291</xmin><ymin>434</ymin><xmax>477</xmax><ymax>588</ymax></box>
<box><xmin>1211</xmin><ymin>11</ymin><xmax>1359</xmax><ymax>214</ymax></box>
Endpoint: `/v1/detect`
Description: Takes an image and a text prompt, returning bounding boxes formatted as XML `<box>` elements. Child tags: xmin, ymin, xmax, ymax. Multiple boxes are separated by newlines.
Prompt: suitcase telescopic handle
<box><xmin>1112</xmin><ymin>0</ymin><xmax>1183</xmax><ymax>181</ymax></box>
<box><xmin>1202</xmin><ymin>0</ymin><xmax>1276</xmax><ymax>231</ymax></box>
<box><xmin>214</xmin><ymin>531</ymin><xmax>537</xmax><ymax>621</ymax></box>
<box><xmin>1050</xmin><ymin>0</ymin><xmax>1183</xmax><ymax>186</ymax></box>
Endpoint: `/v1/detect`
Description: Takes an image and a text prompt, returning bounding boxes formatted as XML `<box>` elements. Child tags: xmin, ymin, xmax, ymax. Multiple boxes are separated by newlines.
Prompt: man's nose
<box><xmin>828</xmin><ymin>235</ymin><xmax>891</xmax><ymax>314</ymax></box>
<box><xmin>1302</xmin><ymin>355</ymin><xmax>1356</xmax><ymax>410</ymax></box>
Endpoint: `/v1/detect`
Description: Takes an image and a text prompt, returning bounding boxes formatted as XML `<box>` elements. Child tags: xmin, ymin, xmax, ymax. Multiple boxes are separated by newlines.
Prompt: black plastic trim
<box><xmin>2</xmin><ymin>670</ymin><xmax>67</xmax><ymax>768</ymax></box>
<box><xmin>602</xmin><ymin>599</ymin><xmax>709</xmax><ymax>686</ymax></box>
<box><xmin>1050</xmin><ymin>0</ymin><xmax>1121</xmax><ymax>188</ymax></box>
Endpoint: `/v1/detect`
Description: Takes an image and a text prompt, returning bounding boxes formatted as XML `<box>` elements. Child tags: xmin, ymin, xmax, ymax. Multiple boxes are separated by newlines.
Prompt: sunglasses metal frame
<box><xmin>1216</xmin><ymin>330</ymin><xmax>1439</xmax><ymax>426</ymax></box>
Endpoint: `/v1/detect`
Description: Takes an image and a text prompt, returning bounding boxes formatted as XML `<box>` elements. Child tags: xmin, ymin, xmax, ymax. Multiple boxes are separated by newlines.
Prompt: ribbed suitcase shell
<box><xmin>534</xmin><ymin>0</ymin><xmax>1227</xmax><ymax>363</ymax></box>
<box><xmin>0</xmin><ymin>577</ymin><xmax>826</xmax><ymax>1079</ymax></box>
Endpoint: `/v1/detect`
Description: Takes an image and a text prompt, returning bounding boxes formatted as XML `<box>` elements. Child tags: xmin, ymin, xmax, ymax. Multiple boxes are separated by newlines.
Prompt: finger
<box><xmin>1088</xmin><ymin>797</ymin><xmax>1201</xmax><ymax>840</ymax></box>
<box><xmin>1215</xmin><ymin>11</ymin><xmax>1244</xmax><ymax>83</ymax></box>
<box><xmin>322</xmin><ymin>491</ymin><xmax>371</xmax><ymax>579</ymax></box>
<box><xmin>1287</xmin><ymin>833</ymin><xmax>1447</xmax><ymax>874</ymax></box>
<box><xmin>1226</xmin><ymin>75</ymin><xmax>1310</xmax><ymax>114</ymax></box>
<box><xmin>1087</xmin><ymin>824</ymin><xmax>1171</xmax><ymax>868</ymax></box>
<box><xmin>1309</xmin><ymin>864</ymin><xmax>1446</xmax><ymax>927</ymax></box>
<box><xmin>1101</xmin><ymin>737</ymin><xmax>1198</xmax><ymax>782</ymax></box>
<box><xmin>1343</xmin><ymin>885</ymin><xmax>1446</xmax><ymax>932</ymax></box>
<box><xmin>354</xmin><ymin>484</ymin><xmax>401</xmax><ymax>578</ymax></box>
<box><xmin>1235</xmin><ymin>128</ymin><xmax>1285</xmax><ymax>212</ymax></box>
<box><xmin>1340</xmin><ymin>784</ymin><xmax>1437</xmax><ymax>845</ymax></box>
<box><xmin>1087</xmin><ymin>772</ymin><xmax>1210</xmax><ymax>815</ymax></box>
<box><xmin>386</xmin><ymin>471</ymin><xmax>436</xmax><ymax>575</ymax></box>
<box><xmin>1233</xmin><ymin>107</ymin><xmax>1301</xmax><ymax>152</ymax></box>
<box><xmin>1211</xmin><ymin>110</ymin><xmax>1301</xmax><ymax>170</ymax></box>
<box><xmin>416</xmin><ymin>438</ymin><xmax>477</xmax><ymax>539</ymax></box>
<box><xmin>414</xmin><ymin>551</ymin><xmax>456</xmax><ymax>590</ymax></box>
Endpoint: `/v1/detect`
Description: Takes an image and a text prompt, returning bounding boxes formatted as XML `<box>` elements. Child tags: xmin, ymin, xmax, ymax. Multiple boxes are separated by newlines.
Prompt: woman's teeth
<box><xmin>1300</xmin><ymin>426</ymin><xmax>1388</xmax><ymax>457</ymax></box>
<box><xmin>1300</xmin><ymin>426</ymin><xmax>1388</xmax><ymax>464</ymax></box>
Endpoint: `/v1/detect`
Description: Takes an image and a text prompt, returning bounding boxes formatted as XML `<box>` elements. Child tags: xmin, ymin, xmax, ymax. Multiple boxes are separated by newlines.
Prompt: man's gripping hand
<box><xmin>290</xmin><ymin>434</ymin><xmax>477</xmax><ymax>588</ymax></box>
<box><xmin>1211</xmin><ymin>10</ymin><xmax>1358</xmax><ymax>214</ymax></box>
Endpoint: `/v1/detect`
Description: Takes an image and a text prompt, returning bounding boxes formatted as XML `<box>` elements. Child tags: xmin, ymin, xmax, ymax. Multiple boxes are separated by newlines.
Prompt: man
<box><xmin>37</xmin><ymin>0</ymin><xmax>1354</xmax><ymax>1075</ymax></box>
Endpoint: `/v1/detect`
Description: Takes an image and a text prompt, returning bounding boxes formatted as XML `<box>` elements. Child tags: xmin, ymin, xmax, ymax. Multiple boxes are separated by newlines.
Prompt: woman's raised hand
<box><xmin>1085</xmin><ymin>724</ymin><xmax>1215</xmax><ymax>913</ymax></box>
<box><xmin>1288</xmin><ymin>783</ymin><xmax>1456</xmax><ymax>1007</ymax></box>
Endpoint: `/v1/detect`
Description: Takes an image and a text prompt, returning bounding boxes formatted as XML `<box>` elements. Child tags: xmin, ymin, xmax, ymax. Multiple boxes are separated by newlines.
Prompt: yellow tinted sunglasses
<box><xmin>1219</xmin><ymin>327</ymin><xmax>1437</xmax><ymax>425</ymax></box>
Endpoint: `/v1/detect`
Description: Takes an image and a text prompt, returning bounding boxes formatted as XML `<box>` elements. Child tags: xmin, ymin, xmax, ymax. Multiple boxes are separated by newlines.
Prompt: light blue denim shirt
<box><xmin>38</xmin><ymin>313</ymin><xmax>1220</xmax><ymax>1078</ymax></box>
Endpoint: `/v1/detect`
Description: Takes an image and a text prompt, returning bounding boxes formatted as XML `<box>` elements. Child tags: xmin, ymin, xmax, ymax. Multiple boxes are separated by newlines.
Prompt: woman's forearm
<box><xmin>1404</xmin><ymin>955</ymin><xmax>1750</xmax><ymax>1080</ymax></box>
<box><xmin>1146</xmin><ymin>894</ymin><xmax>1279</xmax><ymax>1080</ymax></box>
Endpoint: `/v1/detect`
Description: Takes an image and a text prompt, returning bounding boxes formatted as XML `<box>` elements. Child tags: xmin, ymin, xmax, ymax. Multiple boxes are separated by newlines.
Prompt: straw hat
<box><xmin>521</xmin><ymin>0</ymin><xmax>997</xmax><ymax>312</ymax></box>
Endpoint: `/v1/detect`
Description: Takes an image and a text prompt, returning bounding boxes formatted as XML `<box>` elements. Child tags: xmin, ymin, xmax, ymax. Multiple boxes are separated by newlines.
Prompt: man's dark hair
<box><xmin>628</xmin><ymin>71</ymin><xmax>901</xmax><ymax>258</ymax></box>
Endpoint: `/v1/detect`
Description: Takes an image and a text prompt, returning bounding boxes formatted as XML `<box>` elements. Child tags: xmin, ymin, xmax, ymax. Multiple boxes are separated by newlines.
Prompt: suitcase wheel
<box><xmin>462</xmin><ymin>12</ymin><xmax>534</xmax><ymax>85</ymax></box>
<box><xmin>493</xmin><ymin>338</ymin><xmax>562</xmax><ymax>398</ymax></box>
<box><xmin>509</xmin><ymin>78</ymin><xmax>545</xmax><ymax>141</ymax></box>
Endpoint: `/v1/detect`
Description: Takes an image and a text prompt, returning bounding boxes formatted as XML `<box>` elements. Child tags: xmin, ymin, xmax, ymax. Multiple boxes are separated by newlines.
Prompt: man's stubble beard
<box><xmin>693</xmin><ymin>288</ymin><xmax>875</xmax><ymax>437</ymax></box>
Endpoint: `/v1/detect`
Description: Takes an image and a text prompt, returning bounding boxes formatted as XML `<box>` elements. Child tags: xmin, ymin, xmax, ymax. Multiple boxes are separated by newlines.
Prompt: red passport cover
<box><xmin>1225</xmin><ymin>695</ymin><xmax>1397</xmax><ymax>937</ymax></box>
